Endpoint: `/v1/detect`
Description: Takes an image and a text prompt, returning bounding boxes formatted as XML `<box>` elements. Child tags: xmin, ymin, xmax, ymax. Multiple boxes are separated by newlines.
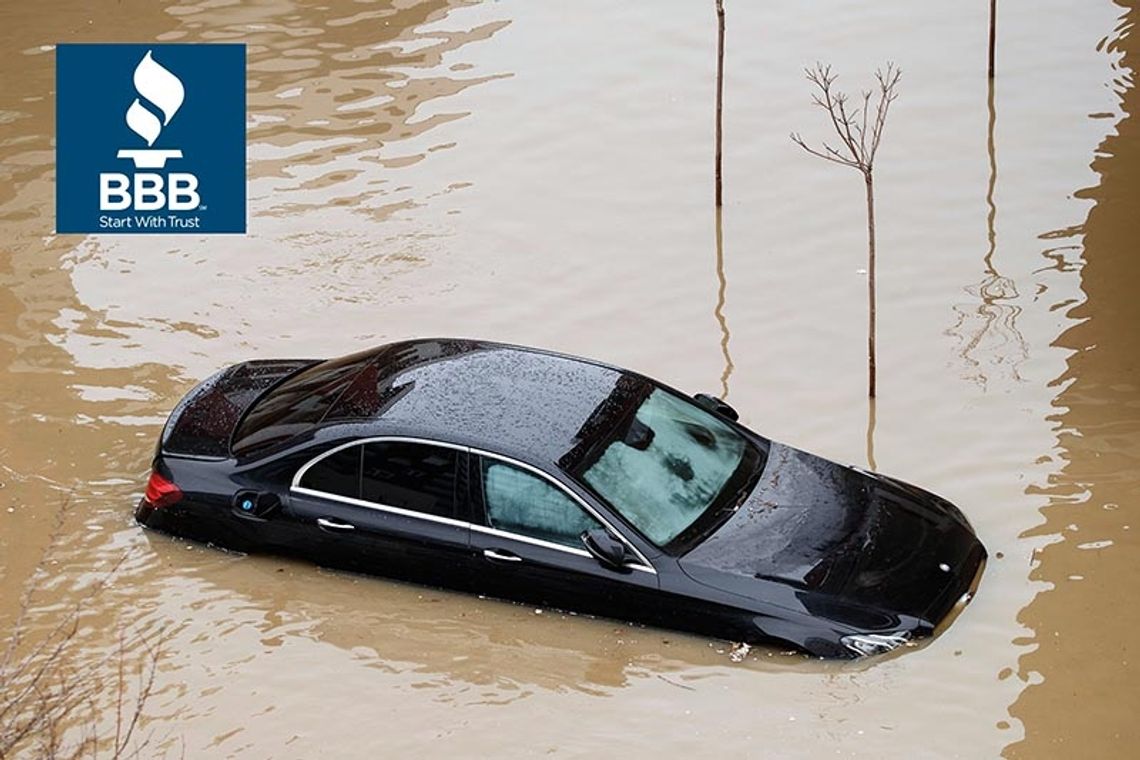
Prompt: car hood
<box><xmin>679</xmin><ymin>442</ymin><xmax>985</xmax><ymax>625</ymax></box>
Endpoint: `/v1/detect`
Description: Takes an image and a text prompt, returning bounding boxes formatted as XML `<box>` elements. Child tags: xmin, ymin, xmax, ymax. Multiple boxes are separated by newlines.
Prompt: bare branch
<box><xmin>833</xmin><ymin>93</ymin><xmax>861</xmax><ymax>160</ymax></box>
<box><xmin>856</xmin><ymin>89</ymin><xmax>872</xmax><ymax>159</ymax></box>
<box><xmin>791</xmin><ymin>61</ymin><xmax>901</xmax><ymax>178</ymax></box>
<box><xmin>868</xmin><ymin>62</ymin><xmax>902</xmax><ymax>162</ymax></box>
<box><xmin>790</xmin><ymin>132</ymin><xmax>859</xmax><ymax>168</ymax></box>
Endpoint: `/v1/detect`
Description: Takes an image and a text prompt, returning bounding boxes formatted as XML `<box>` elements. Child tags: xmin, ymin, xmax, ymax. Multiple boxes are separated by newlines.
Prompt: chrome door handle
<box><xmin>483</xmin><ymin>548</ymin><xmax>522</xmax><ymax>563</ymax></box>
<box><xmin>317</xmin><ymin>517</ymin><xmax>355</xmax><ymax>532</ymax></box>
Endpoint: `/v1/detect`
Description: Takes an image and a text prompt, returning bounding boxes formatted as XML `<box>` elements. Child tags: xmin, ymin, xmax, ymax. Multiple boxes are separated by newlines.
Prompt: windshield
<box><xmin>574</xmin><ymin>388</ymin><xmax>762</xmax><ymax>548</ymax></box>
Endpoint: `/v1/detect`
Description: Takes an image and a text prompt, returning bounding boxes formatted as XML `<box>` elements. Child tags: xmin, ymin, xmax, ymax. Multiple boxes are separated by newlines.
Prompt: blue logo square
<box><xmin>56</xmin><ymin>44</ymin><xmax>246</xmax><ymax>234</ymax></box>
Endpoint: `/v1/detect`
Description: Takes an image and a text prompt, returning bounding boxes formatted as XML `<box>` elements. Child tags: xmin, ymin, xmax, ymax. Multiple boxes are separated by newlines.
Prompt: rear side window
<box><xmin>298</xmin><ymin>445</ymin><xmax>362</xmax><ymax>498</ymax></box>
<box><xmin>362</xmin><ymin>442</ymin><xmax>458</xmax><ymax>519</ymax></box>
<box><xmin>481</xmin><ymin>459</ymin><xmax>601</xmax><ymax>548</ymax></box>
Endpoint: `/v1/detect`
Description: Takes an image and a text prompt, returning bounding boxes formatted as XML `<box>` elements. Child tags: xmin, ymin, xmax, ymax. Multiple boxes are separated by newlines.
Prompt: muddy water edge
<box><xmin>1</xmin><ymin>1</ymin><xmax>1139</xmax><ymax>757</ymax></box>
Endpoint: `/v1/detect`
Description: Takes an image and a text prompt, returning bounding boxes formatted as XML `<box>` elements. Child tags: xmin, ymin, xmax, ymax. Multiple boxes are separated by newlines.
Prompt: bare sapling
<box><xmin>791</xmin><ymin>62</ymin><xmax>901</xmax><ymax>398</ymax></box>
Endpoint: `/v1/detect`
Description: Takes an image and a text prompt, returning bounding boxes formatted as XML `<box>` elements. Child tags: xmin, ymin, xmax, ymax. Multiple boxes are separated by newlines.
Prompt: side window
<box><xmin>481</xmin><ymin>459</ymin><xmax>602</xmax><ymax>548</ymax></box>
<box><xmin>298</xmin><ymin>445</ymin><xmax>361</xmax><ymax>498</ymax></box>
<box><xmin>362</xmin><ymin>442</ymin><xmax>457</xmax><ymax>519</ymax></box>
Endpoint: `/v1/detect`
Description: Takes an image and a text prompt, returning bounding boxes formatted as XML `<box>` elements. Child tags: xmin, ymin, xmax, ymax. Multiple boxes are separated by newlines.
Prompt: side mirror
<box><xmin>581</xmin><ymin>528</ymin><xmax>631</xmax><ymax>572</ymax></box>
<box><xmin>693</xmin><ymin>392</ymin><xmax>739</xmax><ymax>421</ymax></box>
<box><xmin>621</xmin><ymin>418</ymin><xmax>655</xmax><ymax>450</ymax></box>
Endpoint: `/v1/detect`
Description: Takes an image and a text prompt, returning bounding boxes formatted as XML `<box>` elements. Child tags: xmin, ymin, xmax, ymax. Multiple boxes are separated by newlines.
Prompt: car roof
<box><xmin>316</xmin><ymin>338</ymin><xmax>652</xmax><ymax>468</ymax></box>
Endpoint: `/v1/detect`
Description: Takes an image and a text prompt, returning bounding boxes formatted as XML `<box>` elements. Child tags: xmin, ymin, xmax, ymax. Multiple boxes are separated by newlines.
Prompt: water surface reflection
<box><xmin>1007</xmin><ymin>4</ymin><xmax>1140</xmax><ymax>755</ymax></box>
<box><xmin>947</xmin><ymin>78</ymin><xmax>1029</xmax><ymax>389</ymax></box>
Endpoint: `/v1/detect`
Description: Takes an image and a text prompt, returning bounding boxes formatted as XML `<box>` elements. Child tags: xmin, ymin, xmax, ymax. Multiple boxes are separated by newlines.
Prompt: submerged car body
<box><xmin>136</xmin><ymin>338</ymin><xmax>986</xmax><ymax>659</ymax></box>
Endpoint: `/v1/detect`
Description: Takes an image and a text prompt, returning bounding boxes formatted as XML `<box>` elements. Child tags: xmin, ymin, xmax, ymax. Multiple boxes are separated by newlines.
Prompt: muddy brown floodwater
<box><xmin>2</xmin><ymin>0</ymin><xmax>1139</xmax><ymax>757</ymax></box>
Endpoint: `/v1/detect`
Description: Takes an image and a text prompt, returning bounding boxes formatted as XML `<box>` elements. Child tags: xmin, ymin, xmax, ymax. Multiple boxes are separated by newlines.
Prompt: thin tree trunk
<box><xmin>865</xmin><ymin>396</ymin><xmax>878</xmax><ymax>470</ymax></box>
<box><xmin>988</xmin><ymin>0</ymin><xmax>997</xmax><ymax>79</ymax></box>
<box><xmin>865</xmin><ymin>172</ymin><xmax>877</xmax><ymax>398</ymax></box>
<box><xmin>984</xmin><ymin>76</ymin><xmax>997</xmax><ymax>274</ymax></box>
<box><xmin>715</xmin><ymin>0</ymin><xmax>725</xmax><ymax>207</ymax></box>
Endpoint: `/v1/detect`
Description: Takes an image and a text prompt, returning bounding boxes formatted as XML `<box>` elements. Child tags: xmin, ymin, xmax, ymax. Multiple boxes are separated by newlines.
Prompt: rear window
<box><xmin>232</xmin><ymin>348</ymin><xmax>379</xmax><ymax>455</ymax></box>
<box><xmin>163</xmin><ymin>359</ymin><xmax>316</xmax><ymax>458</ymax></box>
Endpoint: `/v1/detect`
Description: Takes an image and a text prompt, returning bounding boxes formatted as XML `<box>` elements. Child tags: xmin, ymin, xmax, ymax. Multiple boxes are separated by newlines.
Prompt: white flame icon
<box><xmin>125</xmin><ymin>51</ymin><xmax>185</xmax><ymax>145</ymax></box>
<box><xmin>117</xmin><ymin>50</ymin><xmax>185</xmax><ymax>169</ymax></box>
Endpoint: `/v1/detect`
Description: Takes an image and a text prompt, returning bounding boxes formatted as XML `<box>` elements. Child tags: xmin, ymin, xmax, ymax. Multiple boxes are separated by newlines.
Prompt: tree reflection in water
<box><xmin>947</xmin><ymin>78</ymin><xmax>1029</xmax><ymax>390</ymax></box>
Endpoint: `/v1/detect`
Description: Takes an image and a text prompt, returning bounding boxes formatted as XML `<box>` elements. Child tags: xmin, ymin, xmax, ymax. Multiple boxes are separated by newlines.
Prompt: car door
<box><xmin>287</xmin><ymin>438</ymin><xmax>475</xmax><ymax>589</ymax></box>
<box><xmin>468</xmin><ymin>453</ymin><xmax>659</xmax><ymax>618</ymax></box>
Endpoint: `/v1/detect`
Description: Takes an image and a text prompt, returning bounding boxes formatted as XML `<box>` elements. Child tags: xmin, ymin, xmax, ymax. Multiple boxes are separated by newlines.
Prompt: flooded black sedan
<box><xmin>136</xmin><ymin>338</ymin><xmax>986</xmax><ymax>659</ymax></box>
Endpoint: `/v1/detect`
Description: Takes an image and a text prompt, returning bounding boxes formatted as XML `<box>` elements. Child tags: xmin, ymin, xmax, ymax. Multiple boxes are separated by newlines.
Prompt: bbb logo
<box><xmin>56</xmin><ymin>44</ymin><xmax>246</xmax><ymax>234</ymax></box>
<box><xmin>101</xmin><ymin>51</ymin><xmax>199</xmax><ymax>213</ymax></box>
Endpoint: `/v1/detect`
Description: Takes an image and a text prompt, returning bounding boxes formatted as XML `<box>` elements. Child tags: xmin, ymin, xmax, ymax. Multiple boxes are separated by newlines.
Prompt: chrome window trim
<box><xmin>290</xmin><ymin>435</ymin><xmax>469</xmax><ymax>489</ymax></box>
<box><xmin>291</xmin><ymin>486</ymin><xmax>470</xmax><ymax>530</ymax></box>
<box><xmin>469</xmin><ymin>524</ymin><xmax>654</xmax><ymax>575</ymax></box>
<box><xmin>289</xmin><ymin>435</ymin><xmax>657</xmax><ymax>575</ymax></box>
<box><xmin>471</xmin><ymin>524</ymin><xmax>592</xmax><ymax>558</ymax></box>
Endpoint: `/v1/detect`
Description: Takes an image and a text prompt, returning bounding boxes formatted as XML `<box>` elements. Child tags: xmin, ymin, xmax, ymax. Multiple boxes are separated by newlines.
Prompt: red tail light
<box><xmin>144</xmin><ymin>470</ymin><xmax>183</xmax><ymax>509</ymax></box>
